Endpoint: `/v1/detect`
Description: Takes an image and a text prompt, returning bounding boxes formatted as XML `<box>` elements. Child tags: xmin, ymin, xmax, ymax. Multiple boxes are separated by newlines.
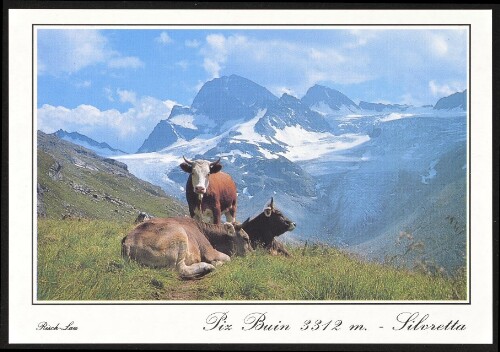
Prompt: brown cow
<box><xmin>180</xmin><ymin>156</ymin><xmax>237</xmax><ymax>225</ymax></box>
<box><xmin>121</xmin><ymin>217</ymin><xmax>252</xmax><ymax>279</ymax></box>
<box><xmin>236</xmin><ymin>197</ymin><xmax>296</xmax><ymax>256</ymax></box>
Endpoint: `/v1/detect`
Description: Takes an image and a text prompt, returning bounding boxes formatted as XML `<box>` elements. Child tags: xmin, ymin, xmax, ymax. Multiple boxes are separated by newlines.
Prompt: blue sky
<box><xmin>37</xmin><ymin>28</ymin><xmax>468</xmax><ymax>152</ymax></box>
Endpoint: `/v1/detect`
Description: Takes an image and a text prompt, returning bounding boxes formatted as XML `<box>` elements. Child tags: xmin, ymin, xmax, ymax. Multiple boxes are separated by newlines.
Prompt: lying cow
<box><xmin>180</xmin><ymin>156</ymin><xmax>237</xmax><ymax>224</ymax></box>
<box><xmin>238</xmin><ymin>198</ymin><xmax>296</xmax><ymax>256</ymax></box>
<box><xmin>121</xmin><ymin>217</ymin><xmax>252</xmax><ymax>279</ymax></box>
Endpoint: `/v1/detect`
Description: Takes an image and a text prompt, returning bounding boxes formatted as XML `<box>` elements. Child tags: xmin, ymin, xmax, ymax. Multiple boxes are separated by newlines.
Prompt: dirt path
<box><xmin>158</xmin><ymin>277</ymin><xmax>209</xmax><ymax>301</ymax></box>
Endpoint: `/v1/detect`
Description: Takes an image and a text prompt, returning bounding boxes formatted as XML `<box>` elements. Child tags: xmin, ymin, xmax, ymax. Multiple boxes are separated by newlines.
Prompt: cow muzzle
<box><xmin>288</xmin><ymin>222</ymin><xmax>296</xmax><ymax>231</ymax></box>
<box><xmin>194</xmin><ymin>186</ymin><xmax>206</xmax><ymax>194</ymax></box>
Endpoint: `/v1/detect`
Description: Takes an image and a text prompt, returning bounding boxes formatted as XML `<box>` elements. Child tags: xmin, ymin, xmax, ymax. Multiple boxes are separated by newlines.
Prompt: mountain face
<box><xmin>137</xmin><ymin>120</ymin><xmax>180</xmax><ymax>153</ymax></box>
<box><xmin>434</xmin><ymin>90</ymin><xmax>467</xmax><ymax>110</ymax></box>
<box><xmin>302</xmin><ymin>84</ymin><xmax>359</xmax><ymax>113</ymax></box>
<box><xmin>358</xmin><ymin>101</ymin><xmax>411</xmax><ymax>112</ymax></box>
<box><xmin>54</xmin><ymin>129</ymin><xmax>127</xmax><ymax>157</ymax></box>
<box><xmin>38</xmin><ymin>130</ymin><xmax>186</xmax><ymax>220</ymax></box>
<box><xmin>137</xmin><ymin>75</ymin><xmax>278</xmax><ymax>154</ymax></box>
<box><xmin>191</xmin><ymin>74</ymin><xmax>278</xmax><ymax>124</ymax></box>
<box><xmin>255</xmin><ymin>93</ymin><xmax>331</xmax><ymax>136</ymax></box>
<box><xmin>114</xmin><ymin>79</ymin><xmax>467</xmax><ymax>273</ymax></box>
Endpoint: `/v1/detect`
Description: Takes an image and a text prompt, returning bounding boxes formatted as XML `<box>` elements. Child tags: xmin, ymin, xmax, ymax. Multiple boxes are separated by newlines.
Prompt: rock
<box><xmin>37</xmin><ymin>183</ymin><xmax>47</xmax><ymax>218</ymax></box>
<box><xmin>48</xmin><ymin>161</ymin><xmax>62</xmax><ymax>181</ymax></box>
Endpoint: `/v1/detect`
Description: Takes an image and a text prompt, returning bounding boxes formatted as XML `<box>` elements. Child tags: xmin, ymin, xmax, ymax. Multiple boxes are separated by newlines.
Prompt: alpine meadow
<box><xmin>36</xmin><ymin>28</ymin><xmax>468</xmax><ymax>301</ymax></box>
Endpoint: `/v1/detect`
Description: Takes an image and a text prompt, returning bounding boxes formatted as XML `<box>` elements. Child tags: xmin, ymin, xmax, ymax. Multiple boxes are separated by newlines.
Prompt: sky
<box><xmin>37</xmin><ymin>28</ymin><xmax>468</xmax><ymax>152</ymax></box>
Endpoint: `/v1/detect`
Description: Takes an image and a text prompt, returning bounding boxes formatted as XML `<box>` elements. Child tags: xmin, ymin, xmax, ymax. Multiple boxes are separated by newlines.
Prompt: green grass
<box><xmin>37</xmin><ymin>150</ymin><xmax>185</xmax><ymax>222</ymax></box>
<box><xmin>37</xmin><ymin>219</ymin><xmax>467</xmax><ymax>301</ymax></box>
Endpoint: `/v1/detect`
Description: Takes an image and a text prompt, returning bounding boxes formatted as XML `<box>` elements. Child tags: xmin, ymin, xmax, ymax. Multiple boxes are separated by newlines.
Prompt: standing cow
<box><xmin>180</xmin><ymin>156</ymin><xmax>237</xmax><ymax>225</ymax></box>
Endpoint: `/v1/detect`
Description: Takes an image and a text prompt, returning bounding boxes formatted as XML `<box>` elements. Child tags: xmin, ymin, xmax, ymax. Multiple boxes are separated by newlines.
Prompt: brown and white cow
<box><xmin>236</xmin><ymin>197</ymin><xmax>296</xmax><ymax>256</ymax></box>
<box><xmin>121</xmin><ymin>217</ymin><xmax>252</xmax><ymax>279</ymax></box>
<box><xmin>180</xmin><ymin>156</ymin><xmax>237</xmax><ymax>225</ymax></box>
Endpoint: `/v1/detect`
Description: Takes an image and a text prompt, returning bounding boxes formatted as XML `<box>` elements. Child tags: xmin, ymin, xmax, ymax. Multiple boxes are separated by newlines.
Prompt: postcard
<box><xmin>6</xmin><ymin>7</ymin><xmax>494</xmax><ymax>347</ymax></box>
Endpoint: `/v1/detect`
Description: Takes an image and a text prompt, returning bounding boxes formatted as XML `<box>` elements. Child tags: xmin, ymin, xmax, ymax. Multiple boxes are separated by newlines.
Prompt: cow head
<box><xmin>218</xmin><ymin>222</ymin><xmax>253</xmax><ymax>256</ymax></box>
<box><xmin>180</xmin><ymin>156</ymin><xmax>222</xmax><ymax>199</ymax></box>
<box><xmin>262</xmin><ymin>197</ymin><xmax>296</xmax><ymax>233</ymax></box>
<box><xmin>232</xmin><ymin>222</ymin><xmax>254</xmax><ymax>256</ymax></box>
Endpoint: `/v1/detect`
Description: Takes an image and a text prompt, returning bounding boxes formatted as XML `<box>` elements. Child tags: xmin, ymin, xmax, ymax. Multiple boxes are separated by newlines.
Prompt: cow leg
<box><xmin>268</xmin><ymin>239</ymin><xmax>291</xmax><ymax>257</ymax></box>
<box><xmin>212</xmin><ymin>206</ymin><xmax>222</xmax><ymax>224</ymax></box>
<box><xmin>203</xmin><ymin>249</ymin><xmax>230</xmax><ymax>267</ymax></box>
<box><xmin>177</xmin><ymin>259</ymin><xmax>215</xmax><ymax>280</ymax></box>
<box><xmin>188</xmin><ymin>204</ymin><xmax>196</xmax><ymax>218</ymax></box>
<box><xmin>174</xmin><ymin>230</ymin><xmax>215</xmax><ymax>279</ymax></box>
<box><xmin>224</xmin><ymin>203</ymin><xmax>237</xmax><ymax>223</ymax></box>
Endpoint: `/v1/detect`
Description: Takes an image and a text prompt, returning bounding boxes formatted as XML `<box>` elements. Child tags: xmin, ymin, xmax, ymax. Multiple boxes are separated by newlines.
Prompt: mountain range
<box><xmin>54</xmin><ymin>129</ymin><xmax>128</xmax><ymax>157</ymax></box>
<box><xmin>46</xmin><ymin>75</ymin><xmax>468</xmax><ymax>273</ymax></box>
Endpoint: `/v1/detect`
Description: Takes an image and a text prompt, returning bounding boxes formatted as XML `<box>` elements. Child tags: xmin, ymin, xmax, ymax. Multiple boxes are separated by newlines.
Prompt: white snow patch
<box><xmin>60</xmin><ymin>137</ymin><xmax>125</xmax><ymax>157</ymax></box>
<box><xmin>219</xmin><ymin>150</ymin><xmax>252</xmax><ymax>159</ymax></box>
<box><xmin>232</xmin><ymin>109</ymin><xmax>269</xmax><ymax>145</ymax></box>
<box><xmin>257</xmin><ymin>147</ymin><xmax>279</xmax><ymax>159</ymax></box>
<box><xmin>220</xmin><ymin>118</ymin><xmax>244</xmax><ymax>131</ymax></box>
<box><xmin>421</xmin><ymin>159</ymin><xmax>439</xmax><ymax>184</ymax></box>
<box><xmin>271</xmin><ymin>125</ymin><xmax>370</xmax><ymax>162</ymax></box>
<box><xmin>310</xmin><ymin>102</ymin><xmax>359</xmax><ymax>117</ymax></box>
<box><xmin>379</xmin><ymin>113</ymin><xmax>415</xmax><ymax>122</ymax></box>
<box><xmin>193</xmin><ymin>114</ymin><xmax>216</xmax><ymax>128</ymax></box>
<box><xmin>169</xmin><ymin>114</ymin><xmax>197</xmax><ymax>130</ymax></box>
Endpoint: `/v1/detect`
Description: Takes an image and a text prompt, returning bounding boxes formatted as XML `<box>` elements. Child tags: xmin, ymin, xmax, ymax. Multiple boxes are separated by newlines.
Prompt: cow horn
<box><xmin>270</xmin><ymin>197</ymin><xmax>274</xmax><ymax>209</ymax></box>
<box><xmin>242</xmin><ymin>217</ymin><xmax>250</xmax><ymax>227</ymax></box>
<box><xmin>183</xmin><ymin>156</ymin><xmax>193</xmax><ymax>165</ymax></box>
<box><xmin>210</xmin><ymin>157</ymin><xmax>221</xmax><ymax>166</ymax></box>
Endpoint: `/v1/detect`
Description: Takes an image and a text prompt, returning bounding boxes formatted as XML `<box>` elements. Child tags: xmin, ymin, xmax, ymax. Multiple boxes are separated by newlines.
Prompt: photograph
<box><xmin>5</xmin><ymin>6</ymin><xmax>494</xmax><ymax>347</ymax></box>
<box><xmin>35</xmin><ymin>26</ymin><xmax>469</xmax><ymax>302</ymax></box>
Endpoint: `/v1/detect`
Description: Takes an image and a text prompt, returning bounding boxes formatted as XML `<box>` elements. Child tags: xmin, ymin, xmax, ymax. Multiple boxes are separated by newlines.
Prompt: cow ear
<box><xmin>180</xmin><ymin>162</ymin><xmax>192</xmax><ymax>173</ymax></box>
<box><xmin>223</xmin><ymin>222</ymin><xmax>236</xmax><ymax>236</ymax></box>
<box><xmin>233</xmin><ymin>221</ymin><xmax>242</xmax><ymax>231</ymax></box>
<box><xmin>210</xmin><ymin>163</ymin><xmax>222</xmax><ymax>174</ymax></box>
<box><xmin>264</xmin><ymin>207</ymin><xmax>272</xmax><ymax>217</ymax></box>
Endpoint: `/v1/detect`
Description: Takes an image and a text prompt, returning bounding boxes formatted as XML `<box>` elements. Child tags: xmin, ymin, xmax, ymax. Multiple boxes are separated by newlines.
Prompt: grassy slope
<box><xmin>36</xmin><ymin>132</ymin><xmax>467</xmax><ymax>301</ymax></box>
<box><xmin>38</xmin><ymin>219</ymin><xmax>466</xmax><ymax>301</ymax></box>
<box><xmin>38</xmin><ymin>150</ymin><xmax>186</xmax><ymax>222</ymax></box>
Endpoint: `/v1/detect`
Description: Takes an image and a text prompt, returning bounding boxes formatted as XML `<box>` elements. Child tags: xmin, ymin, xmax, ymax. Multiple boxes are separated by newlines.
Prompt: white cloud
<box><xmin>38</xmin><ymin>30</ymin><xmax>109</xmax><ymax>75</ymax></box>
<box><xmin>399</xmin><ymin>93</ymin><xmax>421</xmax><ymax>106</ymax></box>
<box><xmin>163</xmin><ymin>99</ymin><xmax>180</xmax><ymax>111</ymax></box>
<box><xmin>198</xmin><ymin>33</ymin><xmax>367</xmax><ymax>96</ymax></box>
<box><xmin>38</xmin><ymin>29</ymin><xmax>144</xmax><ymax>75</ymax></box>
<box><xmin>185</xmin><ymin>39</ymin><xmax>201</xmax><ymax>48</ymax></box>
<box><xmin>201</xmin><ymin>34</ymin><xmax>230</xmax><ymax>78</ymax></box>
<box><xmin>156</xmin><ymin>31</ymin><xmax>173</xmax><ymax>45</ymax></box>
<box><xmin>103</xmin><ymin>87</ymin><xmax>114</xmax><ymax>102</ymax></box>
<box><xmin>193</xmin><ymin>80</ymin><xmax>205</xmax><ymax>93</ymax></box>
<box><xmin>108</xmin><ymin>56</ymin><xmax>144</xmax><ymax>69</ymax></box>
<box><xmin>430</xmin><ymin>34</ymin><xmax>449</xmax><ymax>57</ymax></box>
<box><xmin>345</xmin><ymin>29</ymin><xmax>379</xmax><ymax>48</ymax></box>
<box><xmin>429</xmin><ymin>80</ymin><xmax>464</xmax><ymax>97</ymax></box>
<box><xmin>175</xmin><ymin>60</ymin><xmax>189</xmax><ymax>70</ymax></box>
<box><xmin>203</xmin><ymin>58</ymin><xmax>222</xmax><ymax>78</ymax></box>
<box><xmin>75</xmin><ymin>80</ymin><xmax>92</xmax><ymax>88</ymax></box>
<box><xmin>37</xmin><ymin>96</ymin><xmax>180</xmax><ymax>152</ymax></box>
<box><xmin>117</xmin><ymin>89</ymin><xmax>137</xmax><ymax>104</ymax></box>
<box><xmin>273</xmin><ymin>86</ymin><xmax>296</xmax><ymax>97</ymax></box>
